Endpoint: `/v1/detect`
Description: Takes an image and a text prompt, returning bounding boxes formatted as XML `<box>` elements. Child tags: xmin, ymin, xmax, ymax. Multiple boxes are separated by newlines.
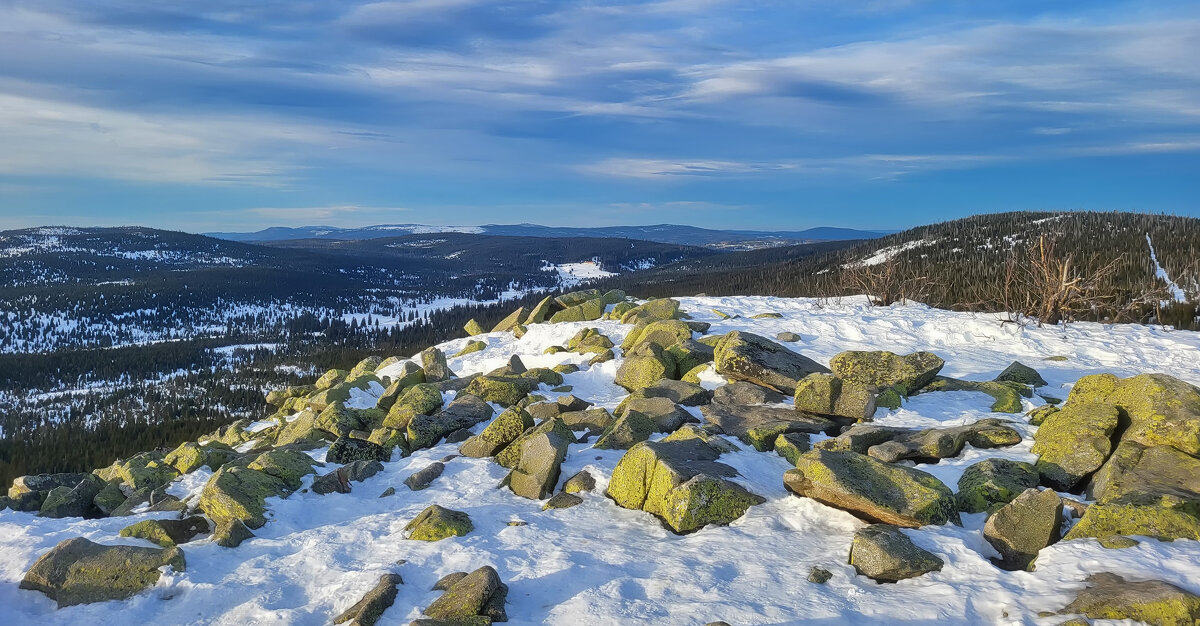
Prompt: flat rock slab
<box><xmin>1060</xmin><ymin>572</ymin><xmax>1200</xmax><ymax>624</ymax></box>
<box><xmin>20</xmin><ymin>537</ymin><xmax>185</xmax><ymax>607</ymax></box>
<box><xmin>702</xmin><ymin>403</ymin><xmax>837</xmax><ymax>451</ymax></box>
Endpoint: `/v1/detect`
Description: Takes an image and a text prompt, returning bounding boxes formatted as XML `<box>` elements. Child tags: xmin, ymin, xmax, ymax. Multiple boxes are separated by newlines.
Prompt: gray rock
<box><xmin>333</xmin><ymin>573</ymin><xmax>403</xmax><ymax>626</ymax></box>
<box><xmin>379</xmin><ymin>487</ymin><xmax>396</xmax><ymax>498</ymax></box>
<box><xmin>433</xmin><ymin>572</ymin><xmax>467</xmax><ymax>590</ymax></box>
<box><xmin>807</xmin><ymin>566</ymin><xmax>833</xmax><ymax>584</ymax></box>
<box><xmin>776</xmin><ymin>332</ymin><xmax>801</xmax><ymax>342</ymax></box>
<box><xmin>849</xmin><ymin>525</ymin><xmax>944</xmax><ymax>582</ymax></box>
<box><xmin>542</xmin><ymin>492</ymin><xmax>583</xmax><ymax>510</ymax></box>
<box><xmin>793</xmin><ymin>373</ymin><xmax>878</xmax><ymax>421</ymax></box>
<box><xmin>593</xmin><ymin>410</ymin><xmax>657</xmax><ymax>450</ymax></box>
<box><xmin>38</xmin><ymin>475</ymin><xmax>104</xmax><ymax>519</ymax></box>
<box><xmin>8</xmin><ymin>473</ymin><xmax>89</xmax><ymax>512</ymax></box>
<box><xmin>562</xmin><ymin>470</ymin><xmax>596</xmax><ymax>493</ymax></box>
<box><xmin>956</xmin><ymin>458</ymin><xmax>1040</xmax><ymax>513</ymax></box>
<box><xmin>713</xmin><ymin>330</ymin><xmax>829</xmax><ymax>395</ymax></box>
<box><xmin>701</xmin><ymin>402</ymin><xmax>837</xmax><ymax>451</ymax></box>
<box><xmin>19</xmin><ymin>537</ymin><xmax>186</xmax><ymax>607</ymax></box>
<box><xmin>1058</xmin><ymin>572</ymin><xmax>1200</xmax><ymax>624</ymax></box>
<box><xmin>420</xmin><ymin>347</ymin><xmax>452</xmax><ymax>383</ymax></box>
<box><xmin>995</xmin><ymin>361</ymin><xmax>1048</xmax><ymax>387</ymax></box>
<box><xmin>983</xmin><ymin>488</ymin><xmax>1063</xmax><ymax>571</ymax></box>
<box><xmin>1032</xmin><ymin>402</ymin><xmax>1120</xmax><ymax>491</ymax></box>
<box><xmin>407</xmin><ymin>394</ymin><xmax>495</xmax><ymax>450</ymax></box>
<box><xmin>621</xmin><ymin>396</ymin><xmax>697</xmax><ymax>433</ymax></box>
<box><xmin>327</xmin><ymin>437</ymin><xmax>391</xmax><ymax>464</ymax></box>
<box><xmin>506</xmin><ymin>432</ymin><xmax>570</xmax><ymax>500</ymax></box>
<box><xmin>312</xmin><ymin>460</ymin><xmax>385</xmax><ymax>495</ymax></box>
<box><xmin>637</xmin><ymin>379</ymin><xmax>713</xmax><ymax>406</ymax></box>
<box><xmin>119</xmin><ymin>516</ymin><xmax>209</xmax><ymax>547</ymax></box>
<box><xmin>713</xmin><ymin>381</ymin><xmax>786</xmax><ymax>406</ymax></box>
<box><xmin>423</xmin><ymin>565</ymin><xmax>507</xmax><ymax>622</ymax></box>
<box><xmin>405</xmin><ymin>462</ymin><xmax>446</xmax><ymax>491</ymax></box>
<box><xmin>1087</xmin><ymin>440</ymin><xmax>1200</xmax><ymax>505</ymax></box>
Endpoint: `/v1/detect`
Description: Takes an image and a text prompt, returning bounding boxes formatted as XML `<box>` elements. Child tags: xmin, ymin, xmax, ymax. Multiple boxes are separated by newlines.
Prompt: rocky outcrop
<box><xmin>849</xmin><ymin>524</ymin><xmax>944</xmax><ymax>582</ymax></box>
<box><xmin>405</xmin><ymin>505</ymin><xmax>473</xmax><ymax>541</ymax></box>
<box><xmin>20</xmin><ymin>537</ymin><xmax>185</xmax><ymax>607</ymax></box>
<box><xmin>607</xmin><ymin>438</ymin><xmax>764</xmax><ymax>533</ymax></box>
<box><xmin>983</xmin><ymin>488</ymin><xmax>1063</xmax><ymax>570</ymax></box>
<box><xmin>784</xmin><ymin>449</ymin><xmax>960</xmax><ymax>527</ymax></box>
<box><xmin>713</xmin><ymin>331</ymin><xmax>828</xmax><ymax>395</ymax></box>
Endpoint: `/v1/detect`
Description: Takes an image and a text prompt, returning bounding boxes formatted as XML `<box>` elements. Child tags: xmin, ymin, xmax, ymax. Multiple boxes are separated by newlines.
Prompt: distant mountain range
<box><xmin>206</xmin><ymin>223</ymin><xmax>891</xmax><ymax>250</ymax></box>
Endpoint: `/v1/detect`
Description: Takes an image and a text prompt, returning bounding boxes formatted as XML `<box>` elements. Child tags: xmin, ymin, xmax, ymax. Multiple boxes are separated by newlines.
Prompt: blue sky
<box><xmin>0</xmin><ymin>0</ymin><xmax>1198</xmax><ymax>232</ymax></box>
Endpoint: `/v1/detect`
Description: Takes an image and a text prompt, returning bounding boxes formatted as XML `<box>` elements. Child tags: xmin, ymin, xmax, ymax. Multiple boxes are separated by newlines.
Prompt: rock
<box><xmin>593</xmin><ymin>410</ymin><xmax>657</xmax><ymax>450</ymax></box>
<box><xmin>620</xmin><ymin>298</ymin><xmax>680</xmax><ymax>323</ymax></box>
<box><xmin>328</xmin><ymin>436</ymin><xmax>391</xmax><ymax>464</ymax></box>
<box><xmin>506</xmin><ymin>432</ymin><xmax>570</xmax><ymax>500</ymax></box>
<box><xmin>199</xmin><ymin>464</ymin><xmax>291</xmax><ymax>529</ymax></box>
<box><xmin>607</xmin><ymin>438</ymin><xmax>764</xmax><ymax>533</ymax></box>
<box><xmin>1063</xmin><ymin>500</ymin><xmax>1200</xmax><ymax>542</ymax></box>
<box><xmin>1032</xmin><ymin>402</ymin><xmax>1120</xmax><ymax>491</ymax></box>
<box><xmin>525</xmin><ymin>295</ymin><xmax>555</xmax><ymax>324</ymax></box>
<box><xmin>1058</xmin><ymin>572</ymin><xmax>1200</xmax><ymax>625</ymax></box>
<box><xmin>1088</xmin><ymin>440</ymin><xmax>1200</xmax><ymax>506</ymax></box>
<box><xmin>213</xmin><ymin>518</ymin><xmax>255</xmax><ymax>548</ymax></box>
<box><xmin>463</xmin><ymin>375</ymin><xmax>538</xmax><ymax>407</ymax></box>
<box><xmin>622</xmin><ymin>319</ymin><xmax>693</xmax><ymax>352</ymax></box>
<box><xmin>164</xmin><ymin>441</ymin><xmax>236</xmax><ymax>474</ymax></box>
<box><xmin>919</xmin><ymin>377</ymin><xmax>1027</xmax><ymax>413</ymax></box>
<box><xmin>316</xmin><ymin>368</ymin><xmax>349</xmax><ymax>390</ymax></box>
<box><xmin>557</xmin><ymin>395</ymin><xmax>592</xmax><ymax>412</ymax></box>
<box><xmin>433</xmin><ymin>572</ymin><xmax>468</xmax><ymax>591</ymax></box>
<box><xmin>247</xmin><ymin>449</ymin><xmax>320</xmax><ymax>490</ymax></box>
<box><xmin>38</xmin><ymin>475</ymin><xmax>103</xmax><ymax>519</ymax></box>
<box><xmin>562</xmin><ymin>470</ymin><xmax>596</xmax><ymax>493</ymax></box>
<box><xmin>559</xmin><ymin>408</ymin><xmax>615</xmax><ymax>433</ymax></box>
<box><xmin>1067</xmin><ymin>373</ymin><xmax>1200</xmax><ymax>456</ymax></box>
<box><xmin>464</xmin><ymin>319</ymin><xmax>486</xmax><ymax>336</ymax></box>
<box><xmin>379</xmin><ymin>487</ymin><xmax>396</xmax><ymax>498</ymax></box>
<box><xmin>808</xmin><ymin>567</ymin><xmax>833</xmax><ymax>584</ymax></box>
<box><xmin>567</xmin><ymin>327</ymin><xmax>614</xmax><ymax>353</ymax></box>
<box><xmin>405</xmin><ymin>505</ymin><xmax>473</xmax><ymax>541</ymax></box>
<box><xmin>312</xmin><ymin>460</ymin><xmax>384</xmax><ymax>495</ymax></box>
<box><xmin>495</xmin><ymin>417</ymin><xmax>575</xmax><ymax>467</ymax></box>
<box><xmin>681</xmin><ymin>364</ymin><xmax>708</xmax><ymax>384</ymax></box>
<box><xmin>20</xmin><ymin>537</ymin><xmax>185</xmax><ymax>607</ymax></box>
<box><xmin>376</xmin><ymin>363</ymin><xmax>426</xmax><ymax>410</ymax></box>
<box><xmin>712</xmin><ymin>381</ymin><xmax>785</xmax><ymax>406</ymax></box>
<box><xmin>491</xmin><ymin>307</ymin><xmax>527</xmax><ymax>333</ymax></box>
<box><xmin>857</xmin><ymin>420</ymin><xmax>1023</xmax><ymax>464</ymax></box>
<box><xmin>614</xmin><ymin>342</ymin><xmax>677</xmax><ymax>391</ymax></box>
<box><xmin>776</xmin><ymin>331</ymin><xmax>801</xmax><ymax>342</ymax></box>
<box><xmin>983</xmin><ymin>488</ymin><xmax>1063</xmax><ymax>571</ymax></box>
<box><xmin>266</xmin><ymin>384</ymin><xmax>316</xmax><ymax>407</ymax></box>
<box><xmin>550</xmin><ymin>296</ymin><xmax>607</xmax><ymax>323</ymax></box>
<box><xmin>92</xmin><ymin>481</ymin><xmax>127</xmax><ymax>516</ymax></box>
<box><xmin>367</xmin><ymin>427</ymin><xmax>408</xmax><ymax>456</ymax></box>
<box><xmin>420</xmin><ymin>347</ymin><xmax>452</xmax><ymax>383</ymax></box>
<box><xmin>774</xmin><ymin>432</ymin><xmax>811</xmax><ymax>465</ymax></box>
<box><xmin>793</xmin><ymin>373</ymin><xmax>878</xmax><ymax>420</ymax></box>
<box><xmin>620</xmin><ymin>396</ymin><xmax>696</xmax><ymax>432</ymax></box>
<box><xmin>956</xmin><ymin>458</ymin><xmax>1041</xmax><ymax>513</ymax></box>
<box><xmin>849</xmin><ymin>525</ymin><xmax>944</xmax><ymax>582</ymax></box>
<box><xmin>701</xmin><ymin>402</ymin><xmax>837</xmax><ymax>451</ymax></box>
<box><xmin>407</xmin><ymin>393</ymin><xmax>495</xmax><ymax>450</ymax></box>
<box><xmin>384</xmin><ymin>383</ymin><xmax>445</xmax><ymax>429</ymax></box>
<box><xmin>1027</xmin><ymin>404</ymin><xmax>1059</xmax><ymax>426</ymax></box>
<box><xmin>110</xmin><ymin>451</ymin><xmax>182</xmax><ymax>493</ymax></box>
<box><xmin>634</xmin><ymin>379</ymin><xmax>712</xmax><ymax>406</ymax></box>
<box><xmin>405</xmin><ymin>463</ymin><xmax>446</xmax><ymax>491</ymax></box>
<box><xmin>334</xmin><ymin>573</ymin><xmax>403</xmax><ymax>626</ymax></box>
<box><xmin>543</xmin><ymin>492</ymin><xmax>583</xmax><ymax>510</ymax></box>
<box><xmin>829</xmin><ymin>350</ymin><xmax>944</xmax><ymax>395</ymax></box>
<box><xmin>119</xmin><ymin>516</ymin><xmax>210</xmax><ymax>547</ymax></box>
<box><xmin>555</xmin><ymin>289</ymin><xmax>602</xmax><ymax>308</ymax></box>
<box><xmin>8</xmin><ymin>473</ymin><xmax>90</xmax><ymax>512</ymax></box>
<box><xmin>714</xmin><ymin>331</ymin><xmax>829</xmax><ymax>395</ymax></box>
<box><xmin>784</xmin><ymin>449</ymin><xmax>960</xmax><ymax>527</ymax></box>
<box><xmin>662</xmin><ymin>424</ymin><xmax>739</xmax><ymax>453</ymax></box>
<box><xmin>423</xmin><ymin>565</ymin><xmax>507</xmax><ymax>622</ymax></box>
<box><xmin>996</xmin><ymin>361</ymin><xmax>1047</xmax><ymax>387</ymax></box>
<box><xmin>455</xmin><ymin>340</ymin><xmax>487</xmax><ymax>357</ymax></box>
<box><xmin>460</xmin><ymin>407</ymin><xmax>534</xmax><ymax>458</ymax></box>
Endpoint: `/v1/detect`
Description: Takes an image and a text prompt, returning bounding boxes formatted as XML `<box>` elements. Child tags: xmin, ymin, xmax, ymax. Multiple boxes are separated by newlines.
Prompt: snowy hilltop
<box><xmin>3</xmin><ymin>292</ymin><xmax>1200</xmax><ymax>625</ymax></box>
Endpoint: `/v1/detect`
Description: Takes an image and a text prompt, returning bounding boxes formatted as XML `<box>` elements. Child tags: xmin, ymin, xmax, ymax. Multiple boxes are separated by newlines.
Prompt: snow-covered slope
<box><xmin>3</xmin><ymin>296</ymin><xmax>1200</xmax><ymax>625</ymax></box>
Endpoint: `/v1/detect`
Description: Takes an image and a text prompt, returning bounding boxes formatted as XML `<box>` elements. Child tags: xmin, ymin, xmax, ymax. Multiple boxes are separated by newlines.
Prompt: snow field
<box><xmin>3</xmin><ymin>296</ymin><xmax>1200</xmax><ymax>624</ymax></box>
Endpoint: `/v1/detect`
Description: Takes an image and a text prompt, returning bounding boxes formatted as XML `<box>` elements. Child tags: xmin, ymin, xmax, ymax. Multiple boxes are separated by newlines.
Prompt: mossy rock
<box><xmin>1027</xmin><ymin>404</ymin><xmax>1059</xmax><ymax>426</ymax></box>
<box><xmin>917</xmin><ymin>377</ymin><xmax>1027</xmax><ymax>413</ymax></box>
<box><xmin>199</xmin><ymin>464</ymin><xmax>290</xmax><ymax>529</ymax></box>
<box><xmin>615</xmin><ymin>342</ymin><xmax>677</xmax><ymax>392</ymax></box>
<box><xmin>368</xmin><ymin>427</ymin><xmax>409</xmax><ymax>456</ymax></box>
<box><xmin>383</xmin><ymin>383</ymin><xmax>444</xmax><ymax>429</ymax></box>
<box><xmin>956</xmin><ymin>458</ymin><xmax>1040</xmax><ymax>513</ymax></box>
<box><xmin>455</xmin><ymin>340</ymin><xmax>487</xmax><ymax>357</ymax></box>
<box><xmin>247</xmin><ymin>449</ymin><xmax>320</xmax><ymax>490</ymax></box>
<box><xmin>404</xmin><ymin>504</ymin><xmax>473</xmax><ymax>541</ymax></box>
<box><xmin>464</xmin><ymin>319</ymin><xmax>486</xmax><ymax>336</ymax></box>
<box><xmin>1088</xmin><ymin>440</ymin><xmax>1200</xmax><ymax>506</ymax></box>
<box><xmin>664</xmin><ymin>341</ymin><xmax>714</xmax><ymax>377</ymax></box>
<box><xmin>680</xmin><ymin>364</ymin><xmax>709</xmax><ymax>384</ymax></box>
<box><xmin>829</xmin><ymin>350</ymin><xmax>943</xmax><ymax>395</ymax></box>
<box><xmin>594</xmin><ymin>410</ymin><xmax>657</xmax><ymax>450</ymax></box>
<box><xmin>1067</xmin><ymin>373</ymin><xmax>1200</xmax><ymax>456</ymax></box>
<box><xmin>849</xmin><ymin>524</ymin><xmax>944</xmax><ymax>582</ymax></box>
<box><xmin>496</xmin><ymin>417</ymin><xmax>575</xmax><ymax>468</ymax></box>
<box><xmin>774</xmin><ymin>433</ymin><xmax>811</xmax><ymax>466</ymax></box>
<box><xmin>983</xmin><ymin>488</ymin><xmax>1064</xmax><ymax>571</ymax></box>
<box><xmin>1031</xmin><ymin>401</ymin><xmax>1119</xmax><ymax>491</ymax></box>
<box><xmin>349</xmin><ymin>356</ymin><xmax>384</xmax><ymax>379</ymax></box>
<box><xmin>793</xmin><ymin>373</ymin><xmax>878</xmax><ymax>420</ymax></box>
<box><xmin>1063</xmin><ymin>501</ymin><xmax>1200</xmax><ymax>542</ymax></box>
<box><xmin>620</xmin><ymin>298</ymin><xmax>680</xmax><ymax>324</ymax></box>
<box><xmin>714</xmin><ymin>330</ymin><xmax>829</xmax><ymax>395</ymax></box>
<box><xmin>265</xmin><ymin>384</ymin><xmax>316</xmax><ymax>407</ymax></box>
<box><xmin>376</xmin><ymin>363</ymin><xmax>426</xmax><ymax>410</ymax></box>
<box><xmin>274</xmin><ymin>410</ymin><xmax>328</xmax><ymax>447</ymax></box>
<box><xmin>1058</xmin><ymin>572</ymin><xmax>1200</xmax><ymax>625</ymax></box>
<box><xmin>525</xmin><ymin>295</ymin><xmax>555</xmax><ymax>324</ymax></box>
<box><xmin>119</xmin><ymin>516</ymin><xmax>210</xmax><ymax>548</ymax></box>
<box><xmin>406</xmin><ymin>394</ymin><xmax>495</xmax><ymax>451</ymax></box>
<box><xmin>522</xmin><ymin>367</ymin><xmax>564</xmax><ymax>386</ymax></box>
<box><xmin>784</xmin><ymin>449</ymin><xmax>960</xmax><ymax>527</ymax></box>
<box><xmin>19</xmin><ymin>537</ymin><xmax>185</xmax><ymax>608</ymax></box>
<box><xmin>555</xmin><ymin>289</ymin><xmax>602</xmax><ymax>308</ymax></box>
<box><xmin>463</xmin><ymin>375</ymin><xmax>538</xmax><ymax>407</ymax></box>
<box><xmin>549</xmin><ymin>297</ymin><xmax>607</xmax><ymax>323</ymax></box>
<box><xmin>164</xmin><ymin>441</ymin><xmax>235</xmax><ymax>474</ymax></box>
<box><xmin>113</xmin><ymin>452</ymin><xmax>181</xmax><ymax>493</ymax></box>
<box><xmin>995</xmin><ymin>361</ymin><xmax>1047</xmax><ymax>387</ymax></box>
<box><xmin>491</xmin><ymin>306</ymin><xmax>527</xmax><ymax>333</ymax></box>
<box><xmin>750</xmin><ymin>312</ymin><xmax>783</xmax><ymax>319</ymax></box>
<box><xmin>420</xmin><ymin>347</ymin><xmax>452</xmax><ymax>383</ymax></box>
<box><xmin>605</xmin><ymin>301</ymin><xmax>636</xmax><ymax>320</ymax></box>
<box><xmin>315</xmin><ymin>368</ymin><xmax>349</xmax><ymax>390</ymax></box>
<box><xmin>622</xmin><ymin>319</ymin><xmax>693</xmax><ymax>351</ymax></box>
<box><xmin>460</xmin><ymin>407</ymin><xmax>534</xmax><ymax>458</ymax></box>
<box><xmin>567</xmin><ymin>328</ymin><xmax>614</xmax><ymax>353</ymax></box>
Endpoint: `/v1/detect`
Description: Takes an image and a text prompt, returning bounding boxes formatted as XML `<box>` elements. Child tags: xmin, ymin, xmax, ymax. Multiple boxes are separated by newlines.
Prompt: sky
<box><xmin>0</xmin><ymin>0</ymin><xmax>1198</xmax><ymax>233</ymax></box>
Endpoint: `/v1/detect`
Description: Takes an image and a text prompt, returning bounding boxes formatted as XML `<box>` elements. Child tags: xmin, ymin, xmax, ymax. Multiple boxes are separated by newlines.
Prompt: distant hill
<box><xmin>594</xmin><ymin>211</ymin><xmax>1200</xmax><ymax>329</ymax></box>
<box><xmin>207</xmin><ymin>223</ymin><xmax>891</xmax><ymax>250</ymax></box>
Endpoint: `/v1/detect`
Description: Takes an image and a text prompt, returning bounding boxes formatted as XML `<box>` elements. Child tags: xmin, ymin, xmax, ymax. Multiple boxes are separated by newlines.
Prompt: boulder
<box><xmin>1088</xmin><ymin>441</ymin><xmax>1200</xmax><ymax>506</ymax></box>
<box><xmin>1058</xmin><ymin>572</ymin><xmax>1200</xmax><ymax>625</ymax></box>
<box><xmin>774</xmin><ymin>433</ymin><xmax>811</xmax><ymax>465</ymax></box>
<box><xmin>636</xmin><ymin>379</ymin><xmax>712</xmax><ymax>406</ymax></box>
<box><xmin>349</xmin><ymin>356</ymin><xmax>384</xmax><ymax>379</ymax></box>
<box><xmin>405</xmin><ymin>505</ymin><xmax>473</xmax><ymax>541</ymax></box>
<box><xmin>614</xmin><ymin>342</ymin><xmax>677</xmax><ymax>391</ymax></box>
<box><xmin>713</xmin><ymin>381</ymin><xmax>785</xmax><ymax>406</ymax></box>
<box><xmin>463</xmin><ymin>375</ymin><xmax>538</xmax><ymax>407</ymax></box>
<box><xmin>20</xmin><ymin>537</ymin><xmax>185</xmax><ymax>607</ymax></box>
<box><xmin>109</xmin><ymin>451</ymin><xmax>181</xmax><ymax>493</ymax></box>
<box><xmin>423</xmin><ymin>565</ymin><xmax>507</xmax><ymax>622</ymax></box>
<box><xmin>784</xmin><ymin>449</ymin><xmax>960</xmax><ymax>527</ymax></box>
<box><xmin>1067</xmin><ymin>373</ymin><xmax>1200</xmax><ymax>456</ymax></box>
<box><xmin>984</xmin><ymin>488</ymin><xmax>1063</xmax><ymax>571</ymax></box>
<box><xmin>420</xmin><ymin>347</ymin><xmax>452</xmax><ymax>383</ymax></box>
<box><xmin>622</xmin><ymin>319</ymin><xmax>693</xmax><ymax>351</ymax></box>
<box><xmin>247</xmin><ymin>449</ymin><xmax>320</xmax><ymax>490</ymax></box>
<box><xmin>702</xmin><ymin>402</ymin><xmax>837</xmax><ymax>451</ymax></box>
<box><xmin>849</xmin><ymin>525</ymin><xmax>944</xmax><ymax>582</ymax></box>
<box><xmin>505</xmin><ymin>431</ymin><xmax>570</xmax><ymax>500</ymax></box>
<box><xmin>383</xmin><ymin>383</ymin><xmax>445</xmax><ymax>429</ymax></box>
<box><xmin>407</xmin><ymin>394</ymin><xmax>495</xmax><ymax>450</ymax></box>
<box><xmin>714</xmin><ymin>331</ymin><xmax>829</xmax><ymax>395</ymax></box>
<box><xmin>464</xmin><ymin>319</ymin><xmax>486</xmax><ymax>336</ymax></box>
<box><xmin>956</xmin><ymin>458</ymin><xmax>1041</xmax><ymax>513</ymax></box>
<box><xmin>312</xmin><ymin>460</ymin><xmax>385</xmax><ymax>495</ymax></box>
<box><xmin>607</xmin><ymin>438</ymin><xmax>764</xmax><ymax>533</ymax></box>
<box><xmin>491</xmin><ymin>307</ymin><xmax>527</xmax><ymax>333</ymax></box>
<box><xmin>38</xmin><ymin>475</ymin><xmax>103</xmax><ymax>519</ymax></box>
<box><xmin>8</xmin><ymin>473</ymin><xmax>90</xmax><ymax>512</ymax></box>
<box><xmin>1032</xmin><ymin>402</ymin><xmax>1120</xmax><ymax>491</ymax></box>
<box><xmin>620</xmin><ymin>298</ymin><xmax>680</xmax><ymax>323</ymax></box>
<box><xmin>620</xmin><ymin>396</ymin><xmax>697</xmax><ymax>433</ymax></box>
<box><xmin>199</xmin><ymin>464</ymin><xmax>291</xmax><ymax>529</ymax></box>
<box><xmin>543</xmin><ymin>492</ymin><xmax>583</xmax><ymax>510</ymax></box>
<box><xmin>1063</xmin><ymin>500</ymin><xmax>1200</xmax><ymax>543</ymax></box>
<box><xmin>563</xmin><ymin>470</ymin><xmax>596</xmax><ymax>493</ymax></box>
<box><xmin>164</xmin><ymin>441</ymin><xmax>236</xmax><ymax>474</ymax></box>
<box><xmin>496</xmin><ymin>417</ymin><xmax>575</xmax><ymax>468</ymax></box>
<box><xmin>273</xmin><ymin>410</ymin><xmax>327</xmax><ymax>447</ymax></box>
<box><xmin>995</xmin><ymin>361</ymin><xmax>1047</xmax><ymax>387</ymax></box>
<box><xmin>315</xmin><ymin>368</ymin><xmax>349</xmax><ymax>390</ymax></box>
<box><xmin>918</xmin><ymin>377</ymin><xmax>1026</xmax><ymax>413</ymax></box>
<box><xmin>460</xmin><ymin>407</ymin><xmax>535</xmax><ymax>458</ymax></box>
<box><xmin>92</xmin><ymin>481</ymin><xmax>127</xmax><ymax>516</ymax></box>
<box><xmin>376</xmin><ymin>362</ymin><xmax>426</xmax><ymax>410</ymax></box>
<box><xmin>405</xmin><ymin>463</ymin><xmax>446</xmax><ymax>491</ymax></box>
<box><xmin>559</xmin><ymin>408</ymin><xmax>615</xmax><ymax>434</ymax></box>
<box><xmin>525</xmin><ymin>295</ymin><xmax>555</xmax><ymax>324</ymax></box>
<box><xmin>567</xmin><ymin>327</ymin><xmax>614</xmax><ymax>354</ymax></box>
<box><xmin>455</xmin><ymin>340</ymin><xmax>487</xmax><ymax>357</ymax></box>
<box><xmin>776</xmin><ymin>332</ymin><xmax>801</xmax><ymax>342</ymax></box>
<box><xmin>119</xmin><ymin>516</ymin><xmax>210</xmax><ymax>547</ymax></box>
<box><xmin>213</xmin><ymin>518</ymin><xmax>255</xmax><ymax>548</ymax></box>
<box><xmin>593</xmin><ymin>410</ymin><xmax>657</xmax><ymax>450</ymax></box>
<box><xmin>555</xmin><ymin>289</ymin><xmax>602</xmax><ymax>308</ymax></box>
<box><xmin>334</xmin><ymin>573</ymin><xmax>404</xmax><ymax>626</ymax></box>
<box><xmin>265</xmin><ymin>384</ymin><xmax>315</xmax><ymax>407</ymax></box>
<box><xmin>854</xmin><ymin>419</ymin><xmax>1022</xmax><ymax>464</ymax></box>
<box><xmin>550</xmin><ymin>297</ymin><xmax>606</xmax><ymax>323</ymax></box>
<box><xmin>793</xmin><ymin>373</ymin><xmax>878</xmax><ymax>420</ymax></box>
<box><xmin>829</xmin><ymin>350</ymin><xmax>943</xmax><ymax>395</ymax></box>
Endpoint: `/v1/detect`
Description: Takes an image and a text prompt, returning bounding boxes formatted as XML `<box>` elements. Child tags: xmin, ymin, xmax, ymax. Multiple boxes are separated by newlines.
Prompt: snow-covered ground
<box><xmin>543</xmin><ymin>260</ymin><xmax>616</xmax><ymax>288</ymax></box>
<box><xmin>4</xmin><ymin>296</ymin><xmax>1200</xmax><ymax>625</ymax></box>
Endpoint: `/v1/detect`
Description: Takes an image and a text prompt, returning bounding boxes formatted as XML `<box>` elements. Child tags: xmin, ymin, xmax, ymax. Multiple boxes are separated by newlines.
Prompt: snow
<box><xmin>543</xmin><ymin>260</ymin><xmax>617</xmax><ymax>288</ymax></box>
<box><xmin>4</xmin><ymin>296</ymin><xmax>1200</xmax><ymax>625</ymax></box>
<box><xmin>848</xmin><ymin>239</ymin><xmax>933</xmax><ymax>267</ymax></box>
<box><xmin>1147</xmin><ymin>233</ymin><xmax>1188</xmax><ymax>304</ymax></box>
